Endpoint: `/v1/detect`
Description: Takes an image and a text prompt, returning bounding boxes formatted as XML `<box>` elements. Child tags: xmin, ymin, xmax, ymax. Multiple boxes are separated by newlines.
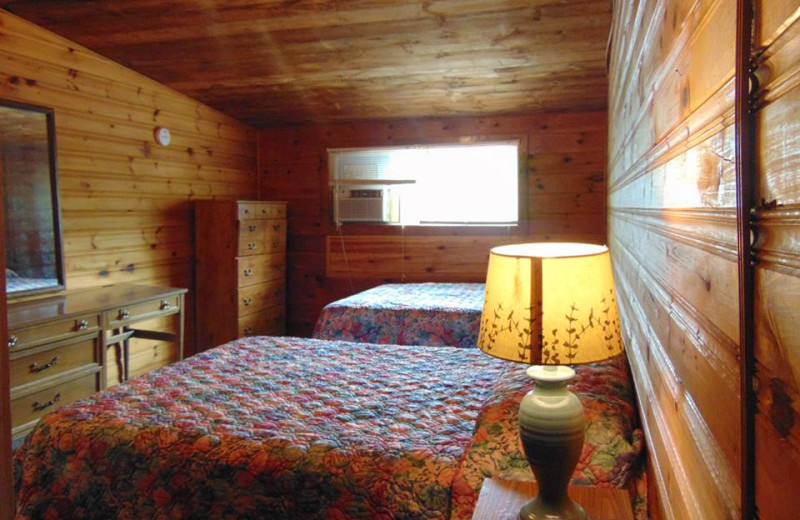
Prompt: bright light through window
<box><xmin>329</xmin><ymin>141</ymin><xmax>519</xmax><ymax>225</ymax></box>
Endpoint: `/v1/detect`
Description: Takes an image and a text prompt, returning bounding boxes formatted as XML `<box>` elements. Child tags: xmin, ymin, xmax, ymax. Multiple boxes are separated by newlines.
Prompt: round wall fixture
<box><xmin>154</xmin><ymin>126</ymin><xmax>171</xmax><ymax>146</ymax></box>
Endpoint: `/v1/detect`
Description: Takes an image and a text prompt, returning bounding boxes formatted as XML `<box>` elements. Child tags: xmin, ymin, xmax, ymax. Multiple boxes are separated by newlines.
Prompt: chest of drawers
<box><xmin>195</xmin><ymin>200</ymin><xmax>287</xmax><ymax>351</ymax></box>
<box><xmin>7</xmin><ymin>284</ymin><xmax>186</xmax><ymax>443</ymax></box>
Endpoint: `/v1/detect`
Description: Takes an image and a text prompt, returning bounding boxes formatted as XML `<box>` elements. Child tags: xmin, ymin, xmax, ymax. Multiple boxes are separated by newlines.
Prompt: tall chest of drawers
<box><xmin>195</xmin><ymin>200</ymin><xmax>287</xmax><ymax>351</ymax></box>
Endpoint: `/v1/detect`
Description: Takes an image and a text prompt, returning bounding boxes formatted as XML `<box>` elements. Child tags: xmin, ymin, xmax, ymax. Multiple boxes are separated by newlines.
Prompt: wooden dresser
<box><xmin>7</xmin><ymin>284</ymin><xmax>186</xmax><ymax>444</ymax></box>
<box><xmin>195</xmin><ymin>200</ymin><xmax>286</xmax><ymax>351</ymax></box>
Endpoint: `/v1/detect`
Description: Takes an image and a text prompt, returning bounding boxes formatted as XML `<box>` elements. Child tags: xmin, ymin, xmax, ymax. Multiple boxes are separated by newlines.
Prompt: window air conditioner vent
<box><xmin>336</xmin><ymin>188</ymin><xmax>389</xmax><ymax>222</ymax></box>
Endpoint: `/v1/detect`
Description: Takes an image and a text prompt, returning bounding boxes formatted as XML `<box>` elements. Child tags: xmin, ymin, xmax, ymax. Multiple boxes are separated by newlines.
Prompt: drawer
<box><xmin>237</xmin><ymin>220</ymin><xmax>285</xmax><ymax>255</ymax></box>
<box><xmin>238</xmin><ymin>233</ymin><xmax>265</xmax><ymax>256</ymax></box>
<box><xmin>238</xmin><ymin>306</ymin><xmax>285</xmax><ymax>337</ymax></box>
<box><xmin>107</xmin><ymin>295</ymin><xmax>181</xmax><ymax>326</ymax></box>
<box><xmin>256</xmin><ymin>203</ymin><xmax>286</xmax><ymax>219</ymax></box>
<box><xmin>237</xmin><ymin>253</ymin><xmax>285</xmax><ymax>287</ymax></box>
<box><xmin>10</xmin><ymin>336</ymin><xmax>99</xmax><ymax>390</ymax></box>
<box><xmin>11</xmin><ymin>371</ymin><xmax>99</xmax><ymax>431</ymax></box>
<box><xmin>239</xmin><ymin>202</ymin><xmax>286</xmax><ymax>220</ymax></box>
<box><xmin>237</xmin><ymin>202</ymin><xmax>258</xmax><ymax>220</ymax></box>
<box><xmin>264</xmin><ymin>220</ymin><xmax>286</xmax><ymax>253</ymax></box>
<box><xmin>238</xmin><ymin>280</ymin><xmax>285</xmax><ymax>317</ymax></box>
<box><xmin>9</xmin><ymin>313</ymin><xmax>100</xmax><ymax>351</ymax></box>
<box><xmin>238</xmin><ymin>219</ymin><xmax>266</xmax><ymax>238</ymax></box>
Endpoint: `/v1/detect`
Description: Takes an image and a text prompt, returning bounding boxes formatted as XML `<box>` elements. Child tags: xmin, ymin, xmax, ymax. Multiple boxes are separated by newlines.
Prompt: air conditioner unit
<box><xmin>335</xmin><ymin>188</ymin><xmax>389</xmax><ymax>223</ymax></box>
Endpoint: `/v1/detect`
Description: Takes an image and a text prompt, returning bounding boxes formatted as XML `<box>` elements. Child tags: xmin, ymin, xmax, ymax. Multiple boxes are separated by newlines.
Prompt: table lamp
<box><xmin>478</xmin><ymin>242</ymin><xmax>623</xmax><ymax>520</ymax></box>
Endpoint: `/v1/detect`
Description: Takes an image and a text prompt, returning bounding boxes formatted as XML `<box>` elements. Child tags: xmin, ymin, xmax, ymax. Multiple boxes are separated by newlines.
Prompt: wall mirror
<box><xmin>0</xmin><ymin>100</ymin><xmax>65</xmax><ymax>298</ymax></box>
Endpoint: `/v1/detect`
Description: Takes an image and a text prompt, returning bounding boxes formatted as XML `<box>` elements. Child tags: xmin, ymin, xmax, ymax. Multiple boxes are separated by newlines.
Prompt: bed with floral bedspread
<box><xmin>312</xmin><ymin>283</ymin><xmax>485</xmax><ymax>348</ymax></box>
<box><xmin>14</xmin><ymin>336</ymin><xmax>642</xmax><ymax>520</ymax></box>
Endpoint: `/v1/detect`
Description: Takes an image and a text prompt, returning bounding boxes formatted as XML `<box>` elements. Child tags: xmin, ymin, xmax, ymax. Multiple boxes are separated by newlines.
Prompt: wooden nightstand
<box><xmin>472</xmin><ymin>479</ymin><xmax>634</xmax><ymax>520</ymax></box>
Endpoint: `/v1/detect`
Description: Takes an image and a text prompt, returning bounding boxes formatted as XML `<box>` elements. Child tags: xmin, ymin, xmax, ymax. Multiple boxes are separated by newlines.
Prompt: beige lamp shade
<box><xmin>478</xmin><ymin>242</ymin><xmax>623</xmax><ymax>365</ymax></box>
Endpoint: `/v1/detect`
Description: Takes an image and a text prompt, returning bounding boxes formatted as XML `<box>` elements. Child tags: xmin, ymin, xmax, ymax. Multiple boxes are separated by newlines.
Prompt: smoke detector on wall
<box><xmin>154</xmin><ymin>126</ymin><xmax>171</xmax><ymax>146</ymax></box>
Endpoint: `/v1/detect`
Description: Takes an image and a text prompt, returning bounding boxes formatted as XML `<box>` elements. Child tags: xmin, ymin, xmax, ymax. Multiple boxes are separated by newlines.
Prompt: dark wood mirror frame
<box><xmin>0</xmin><ymin>99</ymin><xmax>65</xmax><ymax>299</ymax></box>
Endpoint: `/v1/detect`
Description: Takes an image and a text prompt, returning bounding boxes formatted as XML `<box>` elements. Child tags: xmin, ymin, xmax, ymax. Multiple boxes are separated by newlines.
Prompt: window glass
<box><xmin>330</xmin><ymin>141</ymin><xmax>519</xmax><ymax>225</ymax></box>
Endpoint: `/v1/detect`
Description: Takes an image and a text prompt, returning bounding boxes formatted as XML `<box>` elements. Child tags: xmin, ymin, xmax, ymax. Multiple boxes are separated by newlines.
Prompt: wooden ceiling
<box><xmin>2</xmin><ymin>0</ymin><xmax>612</xmax><ymax>128</ymax></box>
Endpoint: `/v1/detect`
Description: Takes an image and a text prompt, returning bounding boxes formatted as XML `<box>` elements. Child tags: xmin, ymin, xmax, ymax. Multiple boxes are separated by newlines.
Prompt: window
<box><xmin>329</xmin><ymin>141</ymin><xmax>520</xmax><ymax>226</ymax></box>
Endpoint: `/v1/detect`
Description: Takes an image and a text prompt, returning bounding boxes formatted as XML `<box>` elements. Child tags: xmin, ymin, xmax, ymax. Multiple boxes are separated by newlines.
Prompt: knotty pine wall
<box><xmin>752</xmin><ymin>0</ymin><xmax>800</xmax><ymax>517</ymax></box>
<box><xmin>0</xmin><ymin>10</ymin><xmax>258</xmax><ymax>369</ymax></box>
<box><xmin>608</xmin><ymin>0</ymin><xmax>739</xmax><ymax>517</ymax></box>
<box><xmin>258</xmin><ymin>112</ymin><xmax>608</xmax><ymax>335</ymax></box>
<box><xmin>610</xmin><ymin>0</ymin><xmax>800</xmax><ymax>518</ymax></box>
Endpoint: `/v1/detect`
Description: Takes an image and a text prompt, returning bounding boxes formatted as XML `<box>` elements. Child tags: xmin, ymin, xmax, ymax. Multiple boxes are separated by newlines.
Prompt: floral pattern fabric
<box><xmin>449</xmin><ymin>353</ymin><xmax>644</xmax><ymax>520</ymax></box>
<box><xmin>14</xmin><ymin>337</ymin><xmax>508</xmax><ymax>520</ymax></box>
<box><xmin>312</xmin><ymin>283</ymin><xmax>485</xmax><ymax>348</ymax></box>
<box><xmin>13</xmin><ymin>337</ymin><xmax>643</xmax><ymax>520</ymax></box>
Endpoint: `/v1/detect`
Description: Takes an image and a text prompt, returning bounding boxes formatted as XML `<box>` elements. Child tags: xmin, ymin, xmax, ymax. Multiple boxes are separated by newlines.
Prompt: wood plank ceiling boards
<box><xmin>0</xmin><ymin>0</ymin><xmax>612</xmax><ymax>127</ymax></box>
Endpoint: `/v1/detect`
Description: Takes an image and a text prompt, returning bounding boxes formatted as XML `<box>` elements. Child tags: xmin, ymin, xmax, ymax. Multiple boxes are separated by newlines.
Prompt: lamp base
<box><xmin>518</xmin><ymin>365</ymin><xmax>586</xmax><ymax>520</ymax></box>
<box><xmin>518</xmin><ymin>495</ymin><xmax>586</xmax><ymax>520</ymax></box>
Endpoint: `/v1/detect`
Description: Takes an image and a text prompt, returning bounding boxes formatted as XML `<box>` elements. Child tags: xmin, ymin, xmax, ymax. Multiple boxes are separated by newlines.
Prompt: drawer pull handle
<box><xmin>160</xmin><ymin>299</ymin><xmax>171</xmax><ymax>310</ymax></box>
<box><xmin>244</xmin><ymin>327</ymin><xmax>254</xmax><ymax>335</ymax></box>
<box><xmin>261</xmin><ymin>208</ymin><xmax>268</xmax><ymax>214</ymax></box>
<box><xmin>8</xmin><ymin>335</ymin><xmax>18</xmax><ymax>348</ymax></box>
<box><xmin>243</xmin><ymin>298</ymin><xmax>253</xmax><ymax>306</ymax></box>
<box><xmin>243</xmin><ymin>208</ymin><xmax>250</xmax><ymax>214</ymax></box>
<box><xmin>248</xmin><ymin>242</ymin><xmax>257</xmax><ymax>250</ymax></box>
<box><xmin>76</xmin><ymin>319</ymin><xmax>89</xmax><ymax>331</ymax></box>
<box><xmin>272</xmin><ymin>224</ymin><xmax>281</xmax><ymax>231</ymax></box>
<box><xmin>32</xmin><ymin>393</ymin><xmax>61</xmax><ymax>412</ymax></box>
<box><xmin>248</xmin><ymin>224</ymin><xmax>257</xmax><ymax>232</ymax></box>
<box><xmin>272</xmin><ymin>240</ymin><xmax>280</xmax><ymax>247</ymax></box>
<box><xmin>243</xmin><ymin>268</ymin><xmax>253</xmax><ymax>277</ymax></box>
<box><xmin>30</xmin><ymin>356</ymin><xmax>60</xmax><ymax>373</ymax></box>
<box><xmin>120</xmin><ymin>309</ymin><xmax>131</xmax><ymax>319</ymax></box>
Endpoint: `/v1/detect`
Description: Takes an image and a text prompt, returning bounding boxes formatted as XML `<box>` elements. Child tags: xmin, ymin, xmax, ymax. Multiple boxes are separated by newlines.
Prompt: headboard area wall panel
<box><xmin>257</xmin><ymin>111</ymin><xmax>608</xmax><ymax>335</ymax></box>
<box><xmin>608</xmin><ymin>0</ymin><xmax>740</xmax><ymax>518</ymax></box>
<box><xmin>0</xmin><ymin>9</ymin><xmax>259</xmax><ymax>358</ymax></box>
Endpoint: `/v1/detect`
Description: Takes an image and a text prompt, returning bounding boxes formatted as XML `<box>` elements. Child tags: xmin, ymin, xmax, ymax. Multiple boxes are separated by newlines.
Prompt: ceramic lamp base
<box><xmin>518</xmin><ymin>365</ymin><xmax>586</xmax><ymax>520</ymax></box>
<box><xmin>519</xmin><ymin>495</ymin><xmax>586</xmax><ymax>520</ymax></box>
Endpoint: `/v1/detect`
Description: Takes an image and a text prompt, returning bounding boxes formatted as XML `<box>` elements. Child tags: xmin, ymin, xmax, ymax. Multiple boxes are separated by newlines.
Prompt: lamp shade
<box><xmin>478</xmin><ymin>242</ymin><xmax>623</xmax><ymax>365</ymax></box>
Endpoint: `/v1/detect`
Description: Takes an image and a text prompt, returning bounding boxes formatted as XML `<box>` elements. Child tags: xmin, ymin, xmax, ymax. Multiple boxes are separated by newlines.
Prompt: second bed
<box><xmin>313</xmin><ymin>283</ymin><xmax>485</xmax><ymax>348</ymax></box>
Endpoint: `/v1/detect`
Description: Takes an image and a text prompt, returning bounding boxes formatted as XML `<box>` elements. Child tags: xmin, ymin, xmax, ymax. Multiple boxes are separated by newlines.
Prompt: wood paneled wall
<box><xmin>752</xmin><ymin>1</ymin><xmax>800</xmax><ymax>517</ymax></box>
<box><xmin>0</xmin><ymin>10</ymin><xmax>258</xmax><ymax>368</ymax></box>
<box><xmin>258</xmin><ymin>112</ymin><xmax>608</xmax><ymax>335</ymax></box>
<box><xmin>608</xmin><ymin>0</ymin><xmax>740</xmax><ymax>518</ymax></box>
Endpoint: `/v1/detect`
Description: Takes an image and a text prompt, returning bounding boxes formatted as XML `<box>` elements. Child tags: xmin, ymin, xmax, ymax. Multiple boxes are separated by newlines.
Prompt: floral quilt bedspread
<box><xmin>14</xmin><ymin>337</ymin><xmax>507</xmax><ymax>520</ymax></box>
<box><xmin>312</xmin><ymin>283</ymin><xmax>485</xmax><ymax>348</ymax></box>
<box><xmin>13</xmin><ymin>337</ymin><xmax>643</xmax><ymax>520</ymax></box>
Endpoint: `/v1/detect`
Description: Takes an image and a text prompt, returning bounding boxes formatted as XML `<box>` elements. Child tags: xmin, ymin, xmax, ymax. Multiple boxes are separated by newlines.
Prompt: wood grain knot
<box><xmin>770</xmin><ymin>378</ymin><xmax>795</xmax><ymax>438</ymax></box>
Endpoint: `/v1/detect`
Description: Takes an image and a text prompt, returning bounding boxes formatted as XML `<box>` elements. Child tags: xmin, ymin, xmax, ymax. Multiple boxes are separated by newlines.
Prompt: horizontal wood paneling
<box><xmin>326</xmin><ymin>235</ymin><xmax>518</xmax><ymax>281</ymax></box>
<box><xmin>608</xmin><ymin>0</ymin><xmax>740</xmax><ymax>518</ymax></box>
<box><xmin>258</xmin><ymin>111</ymin><xmax>607</xmax><ymax>335</ymax></box>
<box><xmin>613</xmin><ymin>249</ymin><xmax>737</xmax><ymax>520</ymax></box>
<box><xmin>753</xmin><ymin>2</ymin><xmax>800</xmax><ymax>518</ymax></box>
<box><xmin>609</xmin><ymin>211</ymin><xmax>740</xmax><ymax>468</ymax></box>
<box><xmin>0</xmin><ymin>10</ymin><xmax>258</xmax><ymax>364</ymax></box>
